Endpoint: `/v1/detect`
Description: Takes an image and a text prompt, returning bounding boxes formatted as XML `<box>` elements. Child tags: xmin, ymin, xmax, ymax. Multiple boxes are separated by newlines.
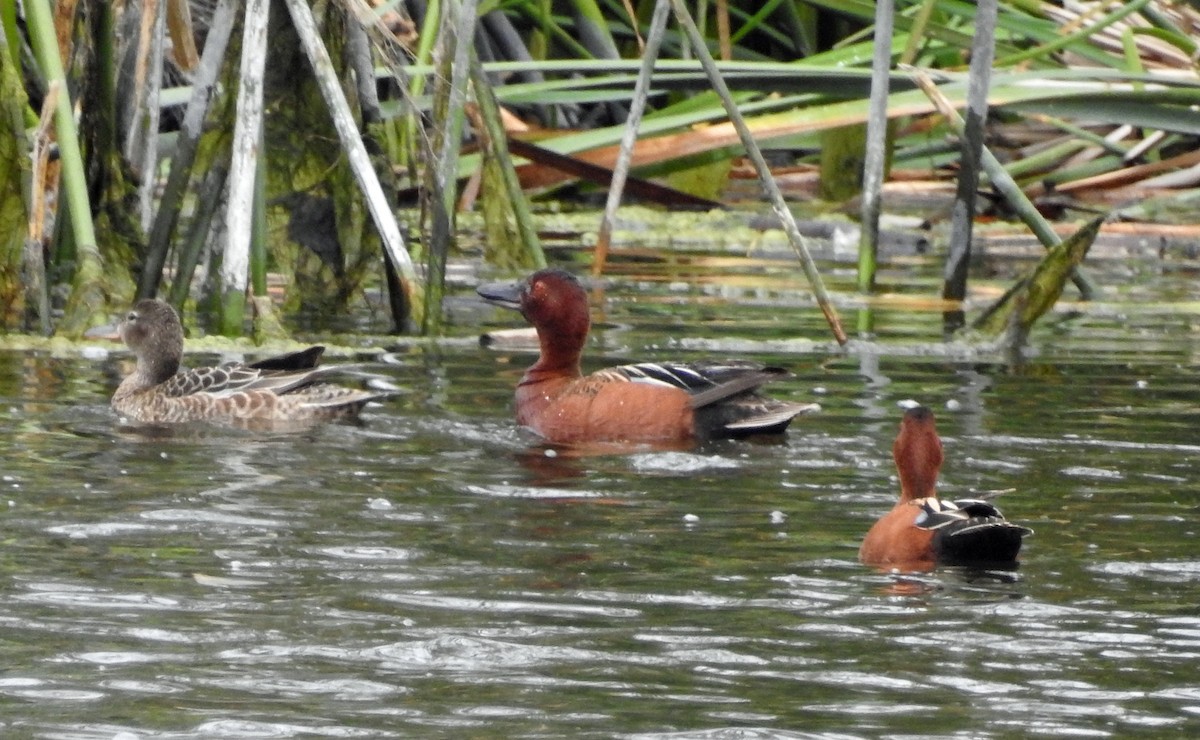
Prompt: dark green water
<box><xmin>1</xmin><ymin>253</ymin><xmax>1199</xmax><ymax>738</ymax></box>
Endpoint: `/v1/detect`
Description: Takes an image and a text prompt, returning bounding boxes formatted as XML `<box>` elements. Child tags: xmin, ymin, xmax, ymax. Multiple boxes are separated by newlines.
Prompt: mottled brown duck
<box><xmin>111</xmin><ymin>299</ymin><xmax>388</xmax><ymax>426</ymax></box>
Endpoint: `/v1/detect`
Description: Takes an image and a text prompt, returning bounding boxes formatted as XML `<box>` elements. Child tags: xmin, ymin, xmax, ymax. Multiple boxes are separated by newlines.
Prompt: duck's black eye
<box><xmin>126</xmin><ymin>311</ymin><xmax>138</xmax><ymax>322</ymax></box>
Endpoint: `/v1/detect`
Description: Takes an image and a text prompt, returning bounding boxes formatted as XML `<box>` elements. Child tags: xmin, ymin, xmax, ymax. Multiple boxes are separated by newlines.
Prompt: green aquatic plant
<box><xmin>4</xmin><ymin>0</ymin><xmax>1198</xmax><ymax>346</ymax></box>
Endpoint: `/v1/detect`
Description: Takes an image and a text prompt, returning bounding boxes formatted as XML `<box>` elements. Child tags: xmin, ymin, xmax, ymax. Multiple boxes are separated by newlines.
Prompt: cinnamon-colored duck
<box><xmin>477</xmin><ymin>269</ymin><xmax>817</xmax><ymax>444</ymax></box>
<box><xmin>859</xmin><ymin>406</ymin><xmax>1032</xmax><ymax>570</ymax></box>
<box><xmin>111</xmin><ymin>298</ymin><xmax>388</xmax><ymax>425</ymax></box>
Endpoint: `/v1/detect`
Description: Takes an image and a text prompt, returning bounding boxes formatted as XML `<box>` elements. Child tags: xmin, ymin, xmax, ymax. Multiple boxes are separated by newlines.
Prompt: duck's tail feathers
<box><xmin>721</xmin><ymin>401</ymin><xmax>822</xmax><ymax>436</ymax></box>
<box><xmin>915</xmin><ymin>497</ymin><xmax>1033</xmax><ymax>565</ymax></box>
<box><xmin>298</xmin><ymin>386</ymin><xmax>395</xmax><ymax>412</ymax></box>
<box><xmin>686</xmin><ymin>365</ymin><xmax>791</xmax><ymax>408</ymax></box>
<box><xmin>248</xmin><ymin>346</ymin><xmax>326</xmax><ymax>372</ymax></box>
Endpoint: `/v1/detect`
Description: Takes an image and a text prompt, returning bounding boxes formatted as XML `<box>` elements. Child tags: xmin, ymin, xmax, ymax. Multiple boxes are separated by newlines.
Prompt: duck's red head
<box><xmin>893</xmin><ymin>405</ymin><xmax>943</xmax><ymax>501</ymax></box>
<box><xmin>477</xmin><ymin>269</ymin><xmax>590</xmax><ymax>372</ymax></box>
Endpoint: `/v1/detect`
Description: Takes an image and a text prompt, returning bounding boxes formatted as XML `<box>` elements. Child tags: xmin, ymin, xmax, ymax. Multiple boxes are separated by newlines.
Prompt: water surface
<box><xmin>1</xmin><ymin>250</ymin><xmax>1199</xmax><ymax>738</ymax></box>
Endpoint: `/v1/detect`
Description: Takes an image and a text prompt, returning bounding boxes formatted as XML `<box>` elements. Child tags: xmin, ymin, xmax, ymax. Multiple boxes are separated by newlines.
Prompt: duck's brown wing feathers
<box><xmin>158</xmin><ymin>347</ymin><xmax>332</xmax><ymax>398</ymax></box>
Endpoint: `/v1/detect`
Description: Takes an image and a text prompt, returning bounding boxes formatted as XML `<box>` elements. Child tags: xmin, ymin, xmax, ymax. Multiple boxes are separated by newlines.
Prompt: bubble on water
<box><xmin>368</xmin><ymin>497</ymin><xmax>394</xmax><ymax>510</ymax></box>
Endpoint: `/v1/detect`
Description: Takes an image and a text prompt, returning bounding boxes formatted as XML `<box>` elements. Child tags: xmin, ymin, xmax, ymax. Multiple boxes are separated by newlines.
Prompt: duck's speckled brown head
<box><xmin>119</xmin><ymin>299</ymin><xmax>184</xmax><ymax>386</ymax></box>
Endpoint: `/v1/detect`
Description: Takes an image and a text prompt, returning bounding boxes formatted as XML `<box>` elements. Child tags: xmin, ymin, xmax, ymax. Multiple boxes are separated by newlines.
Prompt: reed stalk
<box><xmin>165</xmin><ymin>0</ymin><xmax>199</xmax><ymax>71</ymax></box>
<box><xmin>942</xmin><ymin>0</ymin><xmax>998</xmax><ymax>332</ymax></box>
<box><xmin>139</xmin><ymin>0</ymin><xmax>238</xmax><ymax>301</ymax></box>
<box><xmin>973</xmin><ymin>215</ymin><xmax>1102</xmax><ymax>345</ymax></box>
<box><xmin>284</xmin><ymin>0</ymin><xmax>425</xmax><ymax>329</ymax></box>
<box><xmin>251</xmin><ymin>156</ymin><xmax>268</xmax><ymax>298</ymax></box>
<box><xmin>169</xmin><ymin>164</ymin><xmax>229</xmax><ymax>310</ymax></box>
<box><xmin>567</xmin><ymin>0</ymin><xmax>621</xmax><ymax>60</ymax></box>
<box><xmin>423</xmin><ymin>0</ymin><xmax>477</xmax><ymax>334</ymax></box>
<box><xmin>0</xmin><ymin>0</ymin><xmax>19</xmax><ymax>74</ymax></box>
<box><xmin>468</xmin><ymin>54</ymin><xmax>546</xmax><ymax>270</ymax></box>
<box><xmin>335</xmin><ymin>0</ymin><xmax>422</xmax><ymax>174</ymax></box>
<box><xmin>410</xmin><ymin>0</ymin><xmax>440</xmax><ymax>181</ymax></box>
<box><xmin>2</xmin><ymin>36</ymin><xmax>37</xmax><ymax>330</ymax></box>
<box><xmin>667</xmin><ymin>0</ymin><xmax>847</xmax><ymax>345</ymax></box>
<box><xmin>126</xmin><ymin>0</ymin><xmax>165</xmax><ymax>232</ymax></box>
<box><xmin>593</xmin><ymin>0</ymin><xmax>670</xmax><ymax>277</ymax></box>
<box><xmin>857</xmin><ymin>0</ymin><xmax>894</xmax><ymax>295</ymax></box>
<box><xmin>24</xmin><ymin>0</ymin><xmax>105</xmax><ymax>336</ymax></box>
<box><xmin>907</xmin><ymin>67</ymin><xmax>1098</xmax><ymax>301</ymax></box>
<box><xmin>219</xmin><ymin>0</ymin><xmax>270</xmax><ymax>336</ymax></box>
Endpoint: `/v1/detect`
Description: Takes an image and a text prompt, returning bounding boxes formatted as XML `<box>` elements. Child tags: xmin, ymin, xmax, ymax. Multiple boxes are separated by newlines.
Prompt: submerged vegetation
<box><xmin>1</xmin><ymin>0</ymin><xmax>1198</xmax><ymax>344</ymax></box>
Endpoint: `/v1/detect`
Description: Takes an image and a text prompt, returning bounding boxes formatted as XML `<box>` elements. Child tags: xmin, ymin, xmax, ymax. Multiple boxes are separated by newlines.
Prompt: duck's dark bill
<box><xmin>476</xmin><ymin>281</ymin><xmax>523</xmax><ymax>310</ymax></box>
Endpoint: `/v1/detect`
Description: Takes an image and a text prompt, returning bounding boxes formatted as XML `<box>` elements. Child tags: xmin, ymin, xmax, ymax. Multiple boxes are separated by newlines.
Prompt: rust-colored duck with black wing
<box><xmin>477</xmin><ymin>269</ymin><xmax>818</xmax><ymax>444</ymax></box>
<box><xmin>111</xmin><ymin>299</ymin><xmax>388</xmax><ymax>426</ymax></box>
<box><xmin>859</xmin><ymin>405</ymin><xmax>1033</xmax><ymax>571</ymax></box>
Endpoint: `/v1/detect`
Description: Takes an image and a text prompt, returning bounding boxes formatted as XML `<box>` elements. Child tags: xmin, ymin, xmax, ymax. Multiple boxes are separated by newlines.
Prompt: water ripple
<box><xmin>372</xmin><ymin>634</ymin><xmax>602</xmax><ymax>671</ymax></box>
<box><xmin>314</xmin><ymin>546</ymin><xmax>420</xmax><ymax>562</ymax></box>
<box><xmin>191</xmin><ymin>719</ymin><xmax>379</xmax><ymax>738</ymax></box>
<box><xmin>373</xmin><ymin>591</ymin><xmax>643</xmax><ymax>619</ymax></box>
<box><xmin>463</xmin><ymin>483</ymin><xmax>619</xmax><ymax>499</ymax></box>
<box><xmin>196</xmin><ymin>675</ymin><xmax>403</xmax><ymax>701</ymax></box>
<box><xmin>628</xmin><ymin>452</ymin><xmax>743</xmax><ymax>473</ymax></box>
<box><xmin>139</xmin><ymin>508</ymin><xmax>286</xmax><ymax>528</ymax></box>
<box><xmin>44</xmin><ymin>522</ymin><xmax>157</xmax><ymax>538</ymax></box>
<box><xmin>1093</xmin><ymin>560</ymin><xmax>1200</xmax><ymax>582</ymax></box>
<box><xmin>14</xmin><ymin>584</ymin><xmax>183</xmax><ymax>611</ymax></box>
<box><xmin>69</xmin><ymin>651</ymin><xmax>175</xmax><ymax>666</ymax></box>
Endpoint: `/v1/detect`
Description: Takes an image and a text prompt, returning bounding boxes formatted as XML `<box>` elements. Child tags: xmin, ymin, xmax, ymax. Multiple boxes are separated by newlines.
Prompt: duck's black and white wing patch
<box><xmin>609</xmin><ymin>362</ymin><xmax>710</xmax><ymax>393</ymax></box>
<box><xmin>916</xmin><ymin>497</ymin><xmax>1033</xmax><ymax>565</ymax></box>
<box><xmin>914</xmin><ymin>498</ymin><xmax>968</xmax><ymax>530</ymax></box>
<box><xmin>912</xmin><ymin>496</ymin><xmax>1027</xmax><ymax>530</ymax></box>
<box><xmin>597</xmin><ymin>359</ymin><xmax>813</xmax><ymax>438</ymax></box>
<box><xmin>604</xmin><ymin>362</ymin><xmax>722</xmax><ymax>392</ymax></box>
<box><xmin>605</xmin><ymin>360</ymin><xmax>790</xmax><ymax>399</ymax></box>
<box><xmin>914</xmin><ymin>497</ymin><xmax>1024</xmax><ymax>530</ymax></box>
